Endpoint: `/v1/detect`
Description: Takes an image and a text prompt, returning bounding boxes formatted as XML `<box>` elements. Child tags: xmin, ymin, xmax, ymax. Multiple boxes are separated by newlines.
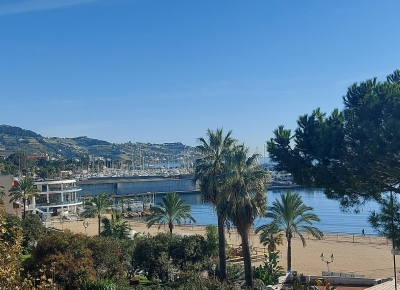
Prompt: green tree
<box><xmin>256</xmin><ymin>191</ymin><xmax>323</xmax><ymax>271</ymax></box>
<box><xmin>369</xmin><ymin>192</ymin><xmax>400</xmax><ymax>248</ymax></box>
<box><xmin>131</xmin><ymin>233</ymin><xmax>176</xmax><ymax>281</ymax></box>
<box><xmin>8</xmin><ymin>177</ymin><xmax>40</xmax><ymax>219</ymax></box>
<box><xmin>258</xmin><ymin>224</ymin><xmax>283</xmax><ymax>253</ymax></box>
<box><xmin>193</xmin><ymin>128</ymin><xmax>236</xmax><ymax>281</ymax></box>
<box><xmin>224</xmin><ymin>144</ymin><xmax>270</xmax><ymax>288</ymax></box>
<box><xmin>205</xmin><ymin>224</ymin><xmax>219</xmax><ymax>259</ymax></box>
<box><xmin>87</xmin><ymin>236</ymin><xmax>125</xmax><ymax>280</ymax></box>
<box><xmin>170</xmin><ymin>234</ymin><xmax>208</xmax><ymax>270</ymax></box>
<box><xmin>267</xmin><ymin>70</ymin><xmax>400</xmax><ymax>210</ymax></box>
<box><xmin>146</xmin><ymin>192</ymin><xmax>195</xmax><ymax>234</ymax></box>
<box><xmin>253</xmin><ymin>251</ymin><xmax>285</xmax><ymax>286</ymax></box>
<box><xmin>24</xmin><ymin>230</ymin><xmax>96</xmax><ymax>289</ymax></box>
<box><xmin>83</xmin><ymin>192</ymin><xmax>114</xmax><ymax>235</ymax></box>
<box><xmin>21</xmin><ymin>214</ymin><xmax>45</xmax><ymax>252</ymax></box>
<box><xmin>0</xmin><ymin>200</ymin><xmax>32</xmax><ymax>289</ymax></box>
<box><xmin>101</xmin><ymin>210</ymin><xmax>131</xmax><ymax>239</ymax></box>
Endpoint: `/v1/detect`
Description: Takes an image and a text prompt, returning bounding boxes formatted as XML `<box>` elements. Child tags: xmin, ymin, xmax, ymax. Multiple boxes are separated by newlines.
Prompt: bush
<box><xmin>82</xmin><ymin>279</ymin><xmax>117</xmax><ymax>290</ymax></box>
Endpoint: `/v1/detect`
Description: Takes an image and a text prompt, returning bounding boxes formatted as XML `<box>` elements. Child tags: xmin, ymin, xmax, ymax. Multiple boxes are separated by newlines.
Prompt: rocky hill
<box><xmin>0</xmin><ymin>125</ymin><xmax>197</xmax><ymax>164</ymax></box>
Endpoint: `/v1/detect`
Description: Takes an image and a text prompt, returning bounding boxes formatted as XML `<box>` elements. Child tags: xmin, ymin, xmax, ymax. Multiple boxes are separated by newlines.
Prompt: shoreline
<box><xmin>50</xmin><ymin>218</ymin><xmax>394</xmax><ymax>279</ymax></box>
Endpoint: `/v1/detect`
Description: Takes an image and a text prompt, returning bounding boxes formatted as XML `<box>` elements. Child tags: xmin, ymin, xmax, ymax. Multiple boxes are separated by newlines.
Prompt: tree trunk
<box><xmin>98</xmin><ymin>214</ymin><xmax>101</xmax><ymax>236</ymax></box>
<box><xmin>217</xmin><ymin>214</ymin><xmax>227</xmax><ymax>281</ymax></box>
<box><xmin>169</xmin><ymin>221</ymin><xmax>173</xmax><ymax>234</ymax></box>
<box><xmin>23</xmin><ymin>198</ymin><xmax>26</xmax><ymax>219</ymax></box>
<box><xmin>287</xmin><ymin>236</ymin><xmax>292</xmax><ymax>271</ymax></box>
<box><xmin>240</xmin><ymin>228</ymin><xmax>253</xmax><ymax>288</ymax></box>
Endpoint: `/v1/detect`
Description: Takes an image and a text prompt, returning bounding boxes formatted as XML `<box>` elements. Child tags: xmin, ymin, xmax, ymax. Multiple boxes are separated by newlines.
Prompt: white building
<box><xmin>33</xmin><ymin>179</ymin><xmax>83</xmax><ymax>217</ymax></box>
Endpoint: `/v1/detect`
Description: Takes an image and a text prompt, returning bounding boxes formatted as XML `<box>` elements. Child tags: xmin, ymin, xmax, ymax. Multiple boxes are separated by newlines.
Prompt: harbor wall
<box><xmin>77</xmin><ymin>176</ymin><xmax>198</xmax><ymax>196</ymax></box>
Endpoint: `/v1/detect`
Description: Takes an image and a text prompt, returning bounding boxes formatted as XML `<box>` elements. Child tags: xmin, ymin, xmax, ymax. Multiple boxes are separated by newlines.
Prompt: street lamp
<box><xmin>320</xmin><ymin>253</ymin><xmax>334</xmax><ymax>272</ymax></box>
<box><xmin>212</xmin><ymin>263</ymin><xmax>216</xmax><ymax>279</ymax></box>
<box><xmin>59</xmin><ymin>217</ymin><xmax>64</xmax><ymax>231</ymax></box>
<box><xmin>83</xmin><ymin>221</ymin><xmax>89</xmax><ymax>235</ymax></box>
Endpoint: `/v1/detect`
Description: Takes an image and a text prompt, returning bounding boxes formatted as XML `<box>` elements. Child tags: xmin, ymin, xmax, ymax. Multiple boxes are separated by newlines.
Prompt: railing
<box><xmin>48</xmin><ymin>186</ymin><xmax>82</xmax><ymax>192</ymax></box>
<box><xmin>36</xmin><ymin>200</ymin><xmax>83</xmax><ymax>207</ymax></box>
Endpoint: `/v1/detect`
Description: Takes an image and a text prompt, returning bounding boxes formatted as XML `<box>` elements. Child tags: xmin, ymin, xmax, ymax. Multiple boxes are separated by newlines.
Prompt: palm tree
<box><xmin>146</xmin><ymin>192</ymin><xmax>195</xmax><ymax>234</ymax></box>
<box><xmin>82</xmin><ymin>192</ymin><xmax>114</xmax><ymax>235</ymax></box>
<box><xmin>119</xmin><ymin>194</ymin><xmax>128</xmax><ymax>213</ymax></box>
<box><xmin>101</xmin><ymin>210</ymin><xmax>131</xmax><ymax>239</ymax></box>
<box><xmin>8</xmin><ymin>177</ymin><xmax>40</xmax><ymax>219</ymax></box>
<box><xmin>224</xmin><ymin>144</ymin><xmax>270</xmax><ymax>288</ymax></box>
<box><xmin>258</xmin><ymin>224</ymin><xmax>284</xmax><ymax>252</ymax></box>
<box><xmin>256</xmin><ymin>191</ymin><xmax>323</xmax><ymax>271</ymax></box>
<box><xmin>193</xmin><ymin>128</ymin><xmax>236</xmax><ymax>281</ymax></box>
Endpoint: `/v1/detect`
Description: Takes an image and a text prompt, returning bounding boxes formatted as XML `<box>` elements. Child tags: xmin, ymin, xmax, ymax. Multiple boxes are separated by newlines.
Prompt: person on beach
<box><xmin>362</xmin><ymin>229</ymin><xmax>365</xmax><ymax>236</ymax></box>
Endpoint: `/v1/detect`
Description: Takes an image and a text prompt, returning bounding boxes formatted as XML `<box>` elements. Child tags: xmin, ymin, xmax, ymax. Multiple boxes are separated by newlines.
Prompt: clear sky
<box><xmin>1</xmin><ymin>0</ymin><xmax>399</xmax><ymax>154</ymax></box>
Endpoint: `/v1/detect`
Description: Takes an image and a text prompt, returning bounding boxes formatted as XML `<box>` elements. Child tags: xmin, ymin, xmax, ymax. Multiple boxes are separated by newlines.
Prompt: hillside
<box><xmin>0</xmin><ymin>125</ymin><xmax>196</xmax><ymax>164</ymax></box>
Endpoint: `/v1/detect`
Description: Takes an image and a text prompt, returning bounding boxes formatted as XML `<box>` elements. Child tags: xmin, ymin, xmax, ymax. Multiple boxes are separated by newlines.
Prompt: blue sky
<box><xmin>1</xmin><ymin>0</ymin><xmax>399</xmax><ymax>153</ymax></box>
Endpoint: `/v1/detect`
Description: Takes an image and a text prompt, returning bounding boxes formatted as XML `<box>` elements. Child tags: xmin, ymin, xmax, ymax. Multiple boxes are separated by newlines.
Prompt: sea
<box><xmin>152</xmin><ymin>188</ymin><xmax>382</xmax><ymax>236</ymax></box>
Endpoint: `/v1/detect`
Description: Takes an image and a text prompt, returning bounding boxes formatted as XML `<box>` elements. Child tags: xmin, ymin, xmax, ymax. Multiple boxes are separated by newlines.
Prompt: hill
<box><xmin>0</xmin><ymin>125</ymin><xmax>196</xmax><ymax>165</ymax></box>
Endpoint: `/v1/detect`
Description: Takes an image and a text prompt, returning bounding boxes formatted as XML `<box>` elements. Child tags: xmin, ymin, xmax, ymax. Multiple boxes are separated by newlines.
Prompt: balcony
<box><xmin>46</xmin><ymin>186</ymin><xmax>82</xmax><ymax>192</ymax></box>
<box><xmin>35</xmin><ymin>200</ymin><xmax>83</xmax><ymax>207</ymax></box>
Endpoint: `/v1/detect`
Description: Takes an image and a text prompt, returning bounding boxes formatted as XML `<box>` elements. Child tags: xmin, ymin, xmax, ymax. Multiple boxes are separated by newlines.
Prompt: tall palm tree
<box><xmin>146</xmin><ymin>192</ymin><xmax>195</xmax><ymax>234</ymax></box>
<box><xmin>83</xmin><ymin>192</ymin><xmax>114</xmax><ymax>235</ymax></box>
<box><xmin>193</xmin><ymin>128</ymin><xmax>236</xmax><ymax>281</ymax></box>
<box><xmin>224</xmin><ymin>144</ymin><xmax>270</xmax><ymax>288</ymax></box>
<box><xmin>8</xmin><ymin>177</ymin><xmax>40</xmax><ymax>219</ymax></box>
<box><xmin>256</xmin><ymin>191</ymin><xmax>323</xmax><ymax>271</ymax></box>
<box><xmin>101</xmin><ymin>210</ymin><xmax>131</xmax><ymax>239</ymax></box>
<box><xmin>258</xmin><ymin>224</ymin><xmax>284</xmax><ymax>252</ymax></box>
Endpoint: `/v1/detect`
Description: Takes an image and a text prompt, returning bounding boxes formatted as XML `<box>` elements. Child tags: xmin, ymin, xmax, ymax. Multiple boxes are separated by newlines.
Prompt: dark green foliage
<box><xmin>82</xmin><ymin>279</ymin><xmax>117</xmax><ymax>290</ymax></box>
<box><xmin>131</xmin><ymin>233</ymin><xmax>210</xmax><ymax>282</ymax></box>
<box><xmin>267</xmin><ymin>70</ymin><xmax>400</xmax><ymax>210</ymax></box>
<box><xmin>24</xmin><ymin>231</ymin><xmax>125</xmax><ymax>288</ymax></box>
<box><xmin>205</xmin><ymin>224</ymin><xmax>219</xmax><ymax>259</ymax></box>
<box><xmin>87</xmin><ymin>236</ymin><xmax>126</xmax><ymax>280</ymax></box>
<box><xmin>0</xmin><ymin>125</ymin><xmax>40</xmax><ymax>137</ymax></box>
<box><xmin>170</xmin><ymin>234</ymin><xmax>208</xmax><ymax>270</ymax></box>
<box><xmin>131</xmin><ymin>233</ymin><xmax>177</xmax><ymax>281</ymax></box>
<box><xmin>253</xmin><ymin>252</ymin><xmax>285</xmax><ymax>285</ymax></box>
<box><xmin>3</xmin><ymin>213</ymin><xmax>22</xmax><ymax>244</ymax></box>
<box><xmin>21</xmin><ymin>214</ymin><xmax>45</xmax><ymax>252</ymax></box>
<box><xmin>369</xmin><ymin>193</ymin><xmax>400</xmax><ymax>247</ymax></box>
<box><xmin>101</xmin><ymin>211</ymin><xmax>131</xmax><ymax>239</ymax></box>
<box><xmin>24</xmin><ymin>230</ymin><xmax>96</xmax><ymax>289</ymax></box>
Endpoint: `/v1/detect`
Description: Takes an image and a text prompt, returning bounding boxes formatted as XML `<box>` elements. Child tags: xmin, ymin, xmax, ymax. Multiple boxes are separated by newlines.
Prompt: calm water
<box><xmin>153</xmin><ymin>188</ymin><xmax>381</xmax><ymax>236</ymax></box>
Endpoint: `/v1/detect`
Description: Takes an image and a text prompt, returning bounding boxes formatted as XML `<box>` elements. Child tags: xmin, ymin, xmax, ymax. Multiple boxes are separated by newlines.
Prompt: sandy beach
<box><xmin>52</xmin><ymin>217</ymin><xmax>395</xmax><ymax>279</ymax></box>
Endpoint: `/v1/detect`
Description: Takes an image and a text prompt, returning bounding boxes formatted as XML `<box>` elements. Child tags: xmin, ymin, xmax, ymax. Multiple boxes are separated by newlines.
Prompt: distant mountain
<box><xmin>0</xmin><ymin>125</ymin><xmax>196</xmax><ymax>163</ymax></box>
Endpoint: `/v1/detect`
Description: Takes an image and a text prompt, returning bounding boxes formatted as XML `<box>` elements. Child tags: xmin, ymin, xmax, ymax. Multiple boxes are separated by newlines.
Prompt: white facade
<box><xmin>33</xmin><ymin>179</ymin><xmax>83</xmax><ymax>216</ymax></box>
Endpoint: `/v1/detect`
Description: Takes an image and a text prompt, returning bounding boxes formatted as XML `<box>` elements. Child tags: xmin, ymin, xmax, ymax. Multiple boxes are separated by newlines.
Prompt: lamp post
<box><xmin>169</xmin><ymin>257</ymin><xmax>173</xmax><ymax>282</ymax></box>
<box><xmin>320</xmin><ymin>253</ymin><xmax>334</xmax><ymax>272</ymax></box>
<box><xmin>59</xmin><ymin>217</ymin><xmax>64</xmax><ymax>231</ymax></box>
<box><xmin>51</xmin><ymin>262</ymin><xmax>56</xmax><ymax>290</ymax></box>
<box><xmin>83</xmin><ymin>221</ymin><xmax>89</xmax><ymax>235</ymax></box>
<box><xmin>212</xmin><ymin>263</ymin><xmax>216</xmax><ymax>279</ymax></box>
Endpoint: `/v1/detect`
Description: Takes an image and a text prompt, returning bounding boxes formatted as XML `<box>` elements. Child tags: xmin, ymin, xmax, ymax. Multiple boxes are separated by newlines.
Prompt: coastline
<box><xmin>51</xmin><ymin>218</ymin><xmax>394</xmax><ymax>279</ymax></box>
